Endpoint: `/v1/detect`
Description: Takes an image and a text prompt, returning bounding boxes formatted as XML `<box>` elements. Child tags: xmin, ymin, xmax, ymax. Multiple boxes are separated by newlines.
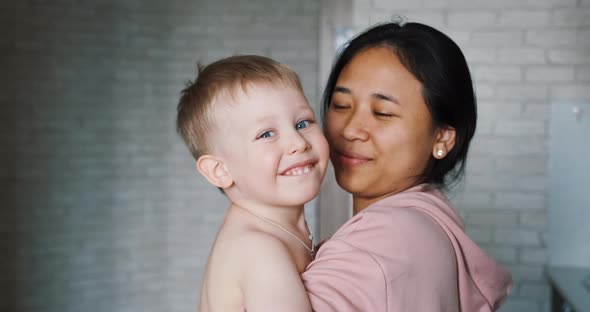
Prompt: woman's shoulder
<box><xmin>331</xmin><ymin>192</ymin><xmax>456</xmax><ymax>268</ymax></box>
<box><xmin>342</xmin><ymin>202</ymin><xmax>453</xmax><ymax>248</ymax></box>
<box><xmin>352</xmin><ymin>185</ymin><xmax>460</xmax><ymax>238</ymax></box>
<box><xmin>314</xmin><ymin>204</ymin><xmax>456</xmax><ymax>293</ymax></box>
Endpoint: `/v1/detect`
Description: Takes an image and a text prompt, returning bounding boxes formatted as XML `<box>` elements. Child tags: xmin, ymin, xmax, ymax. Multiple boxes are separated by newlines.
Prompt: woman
<box><xmin>301</xmin><ymin>21</ymin><xmax>512</xmax><ymax>311</ymax></box>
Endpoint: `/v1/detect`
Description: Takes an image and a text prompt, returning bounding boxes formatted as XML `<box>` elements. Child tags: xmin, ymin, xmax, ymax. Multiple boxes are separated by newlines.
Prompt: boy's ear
<box><xmin>196</xmin><ymin>155</ymin><xmax>233</xmax><ymax>189</ymax></box>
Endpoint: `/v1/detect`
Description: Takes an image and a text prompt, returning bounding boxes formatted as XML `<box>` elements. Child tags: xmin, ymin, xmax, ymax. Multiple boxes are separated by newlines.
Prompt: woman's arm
<box><xmin>302</xmin><ymin>238</ymin><xmax>389</xmax><ymax>311</ymax></box>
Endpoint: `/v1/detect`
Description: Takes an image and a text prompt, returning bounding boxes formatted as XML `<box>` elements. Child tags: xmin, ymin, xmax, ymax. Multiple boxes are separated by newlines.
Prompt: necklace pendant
<box><xmin>241</xmin><ymin>206</ymin><xmax>315</xmax><ymax>259</ymax></box>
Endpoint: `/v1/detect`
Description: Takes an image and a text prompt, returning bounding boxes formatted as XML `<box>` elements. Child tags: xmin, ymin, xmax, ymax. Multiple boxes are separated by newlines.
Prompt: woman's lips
<box><xmin>334</xmin><ymin>151</ymin><xmax>372</xmax><ymax>167</ymax></box>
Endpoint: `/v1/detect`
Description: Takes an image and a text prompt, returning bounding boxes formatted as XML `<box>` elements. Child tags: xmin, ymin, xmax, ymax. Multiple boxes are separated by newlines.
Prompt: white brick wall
<box><xmin>548</xmin><ymin>49</ymin><xmax>590</xmax><ymax>64</ymax></box>
<box><xmin>525</xmin><ymin>66</ymin><xmax>575</xmax><ymax>82</ymax></box>
<box><xmin>350</xmin><ymin>0</ymin><xmax>590</xmax><ymax>311</ymax></box>
<box><xmin>578</xmin><ymin>65</ymin><xmax>590</xmax><ymax>80</ymax></box>
<box><xmin>525</xmin><ymin>30</ymin><xmax>578</xmax><ymax>47</ymax></box>
<box><xmin>0</xmin><ymin>1</ymin><xmax>319</xmax><ymax>311</ymax></box>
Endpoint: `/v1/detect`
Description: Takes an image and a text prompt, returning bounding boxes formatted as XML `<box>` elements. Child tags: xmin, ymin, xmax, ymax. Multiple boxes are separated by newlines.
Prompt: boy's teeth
<box><xmin>285</xmin><ymin>164</ymin><xmax>312</xmax><ymax>176</ymax></box>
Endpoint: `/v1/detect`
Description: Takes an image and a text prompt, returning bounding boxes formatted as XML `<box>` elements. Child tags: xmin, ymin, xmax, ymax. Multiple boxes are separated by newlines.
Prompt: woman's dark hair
<box><xmin>322</xmin><ymin>21</ymin><xmax>477</xmax><ymax>188</ymax></box>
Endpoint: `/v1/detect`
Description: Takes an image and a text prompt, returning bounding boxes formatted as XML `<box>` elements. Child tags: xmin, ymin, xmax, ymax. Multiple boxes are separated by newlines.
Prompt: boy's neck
<box><xmin>231</xmin><ymin>199</ymin><xmax>307</xmax><ymax>228</ymax></box>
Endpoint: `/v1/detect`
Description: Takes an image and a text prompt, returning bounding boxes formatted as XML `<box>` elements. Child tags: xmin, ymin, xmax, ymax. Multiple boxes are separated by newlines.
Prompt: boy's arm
<box><xmin>239</xmin><ymin>232</ymin><xmax>312</xmax><ymax>312</ymax></box>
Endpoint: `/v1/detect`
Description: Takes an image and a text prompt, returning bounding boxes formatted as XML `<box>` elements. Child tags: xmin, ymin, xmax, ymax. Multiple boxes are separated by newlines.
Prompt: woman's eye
<box><xmin>258</xmin><ymin>130</ymin><xmax>275</xmax><ymax>139</ymax></box>
<box><xmin>331</xmin><ymin>102</ymin><xmax>350</xmax><ymax>110</ymax></box>
<box><xmin>374</xmin><ymin>111</ymin><xmax>393</xmax><ymax>118</ymax></box>
<box><xmin>296</xmin><ymin>120</ymin><xmax>311</xmax><ymax>130</ymax></box>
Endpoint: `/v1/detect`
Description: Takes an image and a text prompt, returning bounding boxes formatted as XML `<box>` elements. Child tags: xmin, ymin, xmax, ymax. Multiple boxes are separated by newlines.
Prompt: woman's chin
<box><xmin>334</xmin><ymin>173</ymin><xmax>368</xmax><ymax>195</ymax></box>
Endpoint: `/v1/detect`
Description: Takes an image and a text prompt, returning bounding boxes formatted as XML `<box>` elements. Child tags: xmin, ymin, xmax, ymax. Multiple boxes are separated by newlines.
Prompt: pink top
<box><xmin>302</xmin><ymin>184</ymin><xmax>512</xmax><ymax>311</ymax></box>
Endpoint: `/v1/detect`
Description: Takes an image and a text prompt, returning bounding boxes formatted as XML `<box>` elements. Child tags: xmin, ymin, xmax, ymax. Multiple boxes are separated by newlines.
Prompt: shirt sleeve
<box><xmin>301</xmin><ymin>238</ymin><xmax>390</xmax><ymax>312</ymax></box>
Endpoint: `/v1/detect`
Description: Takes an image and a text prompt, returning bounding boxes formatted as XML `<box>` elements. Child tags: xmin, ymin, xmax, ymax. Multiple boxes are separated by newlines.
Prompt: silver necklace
<box><xmin>241</xmin><ymin>207</ymin><xmax>315</xmax><ymax>259</ymax></box>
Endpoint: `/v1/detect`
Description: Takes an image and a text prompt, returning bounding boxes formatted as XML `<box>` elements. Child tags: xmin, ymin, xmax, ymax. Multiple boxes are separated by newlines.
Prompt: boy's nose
<box><xmin>288</xmin><ymin>131</ymin><xmax>310</xmax><ymax>154</ymax></box>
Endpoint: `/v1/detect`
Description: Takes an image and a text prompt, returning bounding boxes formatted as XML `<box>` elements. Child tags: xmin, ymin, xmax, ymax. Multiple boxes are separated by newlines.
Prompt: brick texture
<box><xmin>0</xmin><ymin>1</ymin><xmax>319</xmax><ymax>311</ymax></box>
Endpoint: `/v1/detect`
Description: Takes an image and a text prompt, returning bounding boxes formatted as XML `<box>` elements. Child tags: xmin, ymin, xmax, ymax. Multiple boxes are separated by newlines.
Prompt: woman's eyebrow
<box><xmin>372</xmin><ymin>92</ymin><xmax>400</xmax><ymax>105</ymax></box>
<box><xmin>334</xmin><ymin>86</ymin><xmax>400</xmax><ymax>105</ymax></box>
<box><xmin>334</xmin><ymin>86</ymin><xmax>351</xmax><ymax>94</ymax></box>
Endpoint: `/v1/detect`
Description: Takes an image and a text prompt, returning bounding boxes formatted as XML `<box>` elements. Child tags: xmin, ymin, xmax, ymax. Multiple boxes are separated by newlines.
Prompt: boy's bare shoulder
<box><xmin>202</xmin><ymin>226</ymin><xmax>292</xmax><ymax>289</ymax></box>
<box><xmin>225</xmin><ymin>227</ymin><xmax>292</xmax><ymax>261</ymax></box>
<box><xmin>218</xmin><ymin>209</ymin><xmax>291</xmax><ymax>258</ymax></box>
<box><xmin>204</xmin><ymin>213</ymin><xmax>311</xmax><ymax>312</ymax></box>
<box><xmin>227</xmin><ymin>228</ymin><xmax>310</xmax><ymax>311</ymax></box>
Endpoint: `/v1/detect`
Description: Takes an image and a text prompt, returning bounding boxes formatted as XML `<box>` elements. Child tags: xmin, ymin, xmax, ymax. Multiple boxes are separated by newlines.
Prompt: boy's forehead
<box><xmin>210</xmin><ymin>81</ymin><xmax>310</xmax><ymax>122</ymax></box>
<box><xmin>207</xmin><ymin>88</ymin><xmax>253</xmax><ymax>129</ymax></box>
<box><xmin>215</xmin><ymin>81</ymin><xmax>301</xmax><ymax>107</ymax></box>
<box><xmin>209</xmin><ymin>86</ymin><xmax>249</xmax><ymax>119</ymax></box>
<box><xmin>231</xmin><ymin>81</ymin><xmax>292</xmax><ymax>99</ymax></box>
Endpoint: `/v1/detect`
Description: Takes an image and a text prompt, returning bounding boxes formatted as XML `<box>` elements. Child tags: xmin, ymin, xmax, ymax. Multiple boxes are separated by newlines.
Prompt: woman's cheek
<box><xmin>324</xmin><ymin>115</ymin><xmax>342</xmax><ymax>143</ymax></box>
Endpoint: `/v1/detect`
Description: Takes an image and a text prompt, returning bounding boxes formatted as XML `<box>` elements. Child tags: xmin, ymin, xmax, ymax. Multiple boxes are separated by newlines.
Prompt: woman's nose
<box><xmin>341</xmin><ymin>112</ymin><xmax>370</xmax><ymax>141</ymax></box>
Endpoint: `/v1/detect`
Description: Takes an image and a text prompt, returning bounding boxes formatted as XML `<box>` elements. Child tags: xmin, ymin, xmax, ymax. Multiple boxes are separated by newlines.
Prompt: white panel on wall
<box><xmin>548</xmin><ymin>102</ymin><xmax>590</xmax><ymax>267</ymax></box>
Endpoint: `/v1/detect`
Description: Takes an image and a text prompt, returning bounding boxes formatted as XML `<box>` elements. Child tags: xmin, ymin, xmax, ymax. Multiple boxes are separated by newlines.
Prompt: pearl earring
<box><xmin>436</xmin><ymin>149</ymin><xmax>444</xmax><ymax>157</ymax></box>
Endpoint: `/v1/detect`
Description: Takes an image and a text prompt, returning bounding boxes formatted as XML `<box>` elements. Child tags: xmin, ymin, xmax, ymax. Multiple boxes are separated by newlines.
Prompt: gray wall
<box><xmin>351</xmin><ymin>0</ymin><xmax>590</xmax><ymax>311</ymax></box>
<box><xmin>0</xmin><ymin>1</ymin><xmax>319</xmax><ymax>311</ymax></box>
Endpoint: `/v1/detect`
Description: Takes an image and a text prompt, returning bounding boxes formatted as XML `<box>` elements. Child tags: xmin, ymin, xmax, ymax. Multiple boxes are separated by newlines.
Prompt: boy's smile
<box><xmin>280</xmin><ymin>159</ymin><xmax>318</xmax><ymax>176</ymax></box>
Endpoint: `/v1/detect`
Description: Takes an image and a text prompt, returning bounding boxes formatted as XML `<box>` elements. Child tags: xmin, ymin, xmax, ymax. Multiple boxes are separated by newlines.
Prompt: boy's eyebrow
<box><xmin>334</xmin><ymin>86</ymin><xmax>400</xmax><ymax>105</ymax></box>
<box><xmin>255</xmin><ymin>115</ymin><xmax>275</xmax><ymax>123</ymax></box>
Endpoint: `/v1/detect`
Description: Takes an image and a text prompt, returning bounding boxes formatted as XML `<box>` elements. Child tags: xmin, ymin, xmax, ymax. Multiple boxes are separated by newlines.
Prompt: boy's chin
<box><xmin>281</xmin><ymin>188</ymin><xmax>321</xmax><ymax>206</ymax></box>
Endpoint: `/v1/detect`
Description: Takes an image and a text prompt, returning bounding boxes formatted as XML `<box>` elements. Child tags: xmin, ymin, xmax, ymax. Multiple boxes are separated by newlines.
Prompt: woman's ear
<box><xmin>196</xmin><ymin>155</ymin><xmax>233</xmax><ymax>189</ymax></box>
<box><xmin>432</xmin><ymin>126</ymin><xmax>456</xmax><ymax>159</ymax></box>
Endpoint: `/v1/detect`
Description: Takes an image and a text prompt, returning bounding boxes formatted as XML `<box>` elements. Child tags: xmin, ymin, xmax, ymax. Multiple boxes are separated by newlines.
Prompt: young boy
<box><xmin>176</xmin><ymin>55</ymin><xmax>329</xmax><ymax>312</ymax></box>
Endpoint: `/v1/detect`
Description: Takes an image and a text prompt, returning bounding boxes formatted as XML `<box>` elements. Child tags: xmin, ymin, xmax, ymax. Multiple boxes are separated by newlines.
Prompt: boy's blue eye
<box><xmin>259</xmin><ymin>130</ymin><xmax>275</xmax><ymax>139</ymax></box>
<box><xmin>296</xmin><ymin>120</ymin><xmax>310</xmax><ymax>130</ymax></box>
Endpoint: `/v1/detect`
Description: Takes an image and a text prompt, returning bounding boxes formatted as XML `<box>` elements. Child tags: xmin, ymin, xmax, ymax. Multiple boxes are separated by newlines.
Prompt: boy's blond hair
<box><xmin>176</xmin><ymin>55</ymin><xmax>305</xmax><ymax>160</ymax></box>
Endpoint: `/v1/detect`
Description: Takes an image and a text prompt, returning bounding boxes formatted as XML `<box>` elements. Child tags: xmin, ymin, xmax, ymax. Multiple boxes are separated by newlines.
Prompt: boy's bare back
<box><xmin>199</xmin><ymin>205</ymin><xmax>312</xmax><ymax>312</ymax></box>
